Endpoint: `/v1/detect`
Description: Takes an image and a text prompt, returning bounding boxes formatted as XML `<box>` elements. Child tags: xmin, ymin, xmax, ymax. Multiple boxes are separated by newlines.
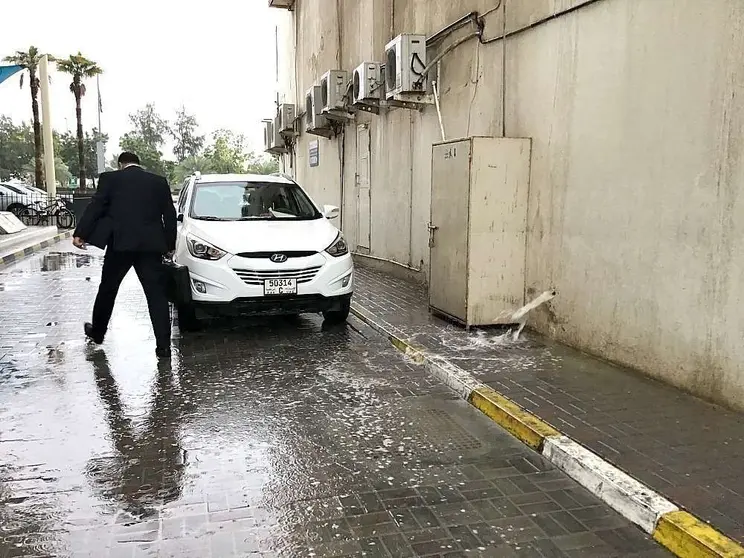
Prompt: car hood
<box><xmin>185</xmin><ymin>218</ymin><xmax>340</xmax><ymax>254</ymax></box>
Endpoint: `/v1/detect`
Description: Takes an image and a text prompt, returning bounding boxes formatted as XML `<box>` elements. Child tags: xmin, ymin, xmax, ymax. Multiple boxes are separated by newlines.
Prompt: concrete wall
<box><xmin>273</xmin><ymin>0</ymin><xmax>744</xmax><ymax>410</ymax></box>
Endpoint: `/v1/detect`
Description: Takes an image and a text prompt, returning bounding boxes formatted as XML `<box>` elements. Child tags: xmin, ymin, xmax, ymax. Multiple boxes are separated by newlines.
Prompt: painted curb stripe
<box><xmin>468</xmin><ymin>387</ymin><xmax>559</xmax><ymax>451</ymax></box>
<box><xmin>653</xmin><ymin>511</ymin><xmax>744</xmax><ymax>558</ymax></box>
<box><xmin>543</xmin><ymin>435</ymin><xmax>678</xmax><ymax>534</ymax></box>
<box><xmin>0</xmin><ymin>231</ymin><xmax>72</xmax><ymax>268</ymax></box>
<box><xmin>349</xmin><ymin>300</ymin><xmax>744</xmax><ymax>558</ymax></box>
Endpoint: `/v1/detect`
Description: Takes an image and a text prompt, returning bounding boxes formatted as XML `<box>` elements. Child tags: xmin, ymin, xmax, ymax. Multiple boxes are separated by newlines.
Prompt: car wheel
<box><xmin>7</xmin><ymin>203</ymin><xmax>26</xmax><ymax>218</ymax></box>
<box><xmin>176</xmin><ymin>304</ymin><xmax>200</xmax><ymax>332</ymax></box>
<box><xmin>322</xmin><ymin>299</ymin><xmax>351</xmax><ymax>325</ymax></box>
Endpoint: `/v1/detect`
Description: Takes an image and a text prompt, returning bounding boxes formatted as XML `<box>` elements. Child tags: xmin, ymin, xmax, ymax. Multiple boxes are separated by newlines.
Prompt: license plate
<box><xmin>264</xmin><ymin>278</ymin><xmax>297</xmax><ymax>295</ymax></box>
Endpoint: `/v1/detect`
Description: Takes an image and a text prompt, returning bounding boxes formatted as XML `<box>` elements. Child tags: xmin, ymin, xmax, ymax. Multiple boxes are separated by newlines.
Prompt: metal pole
<box><xmin>39</xmin><ymin>55</ymin><xmax>56</xmax><ymax>197</ymax></box>
<box><xmin>96</xmin><ymin>75</ymin><xmax>105</xmax><ymax>175</ymax></box>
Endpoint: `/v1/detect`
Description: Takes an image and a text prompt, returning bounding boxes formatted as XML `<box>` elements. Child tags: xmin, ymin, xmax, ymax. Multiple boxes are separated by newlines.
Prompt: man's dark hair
<box><xmin>118</xmin><ymin>151</ymin><xmax>140</xmax><ymax>166</ymax></box>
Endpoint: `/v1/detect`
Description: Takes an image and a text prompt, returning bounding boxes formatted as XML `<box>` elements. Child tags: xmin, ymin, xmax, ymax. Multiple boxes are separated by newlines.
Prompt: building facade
<box><xmin>270</xmin><ymin>0</ymin><xmax>744</xmax><ymax>410</ymax></box>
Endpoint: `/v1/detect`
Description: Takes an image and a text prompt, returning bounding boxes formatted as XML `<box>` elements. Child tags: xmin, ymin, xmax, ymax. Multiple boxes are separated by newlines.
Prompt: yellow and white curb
<box><xmin>350</xmin><ymin>302</ymin><xmax>744</xmax><ymax>558</ymax></box>
<box><xmin>0</xmin><ymin>230</ymin><xmax>73</xmax><ymax>268</ymax></box>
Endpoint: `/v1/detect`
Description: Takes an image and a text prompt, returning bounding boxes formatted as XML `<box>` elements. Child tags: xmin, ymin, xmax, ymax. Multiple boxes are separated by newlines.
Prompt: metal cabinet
<box><xmin>429</xmin><ymin>137</ymin><xmax>532</xmax><ymax>328</ymax></box>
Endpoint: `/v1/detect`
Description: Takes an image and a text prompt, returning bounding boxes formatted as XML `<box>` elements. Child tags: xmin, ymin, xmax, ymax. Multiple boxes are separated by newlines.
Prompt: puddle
<box><xmin>39</xmin><ymin>252</ymin><xmax>102</xmax><ymax>271</ymax></box>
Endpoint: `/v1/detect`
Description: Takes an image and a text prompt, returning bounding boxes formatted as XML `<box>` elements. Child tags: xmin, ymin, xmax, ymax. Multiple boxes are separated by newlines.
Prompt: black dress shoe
<box><xmin>84</xmin><ymin>322</ymin><xmax>104</xmax><ymax>344</ymax></box>
<box><xmin>155</xmin><ymin>347</ymin><xmax>171</xmax><ymax>359</ymax></box>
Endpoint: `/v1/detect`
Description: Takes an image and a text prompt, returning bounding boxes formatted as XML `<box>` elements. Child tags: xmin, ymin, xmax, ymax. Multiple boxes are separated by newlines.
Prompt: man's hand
<box><xmin>165</xmin><ymin>250</ymin><xmax>175</xmax><ymax>260</ymax></box>
<box><xmin>73</xmin><ymin>237</ymin><xmax>87</xmax><ymax>250</ymax></box>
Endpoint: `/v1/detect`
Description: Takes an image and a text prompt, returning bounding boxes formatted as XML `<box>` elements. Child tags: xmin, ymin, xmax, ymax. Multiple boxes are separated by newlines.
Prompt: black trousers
<box><xmin>91</xmin><ymin>251</ymin><xmax>171</xmax><ymax>349</ymax></box>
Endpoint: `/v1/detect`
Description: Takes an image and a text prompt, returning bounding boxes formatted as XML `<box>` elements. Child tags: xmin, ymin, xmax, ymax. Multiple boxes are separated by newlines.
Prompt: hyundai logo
<box><xmin>270</xmin><ymin>253</ymin><xmax>288</xmax><ymax>263</ymax></box>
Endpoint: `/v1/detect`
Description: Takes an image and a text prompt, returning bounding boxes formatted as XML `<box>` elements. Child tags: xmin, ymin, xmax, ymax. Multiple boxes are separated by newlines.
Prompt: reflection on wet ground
<box><xmin>0</xmin><ymin>245</ymin><xmax>669</xmax><ymax>557</ymax></box>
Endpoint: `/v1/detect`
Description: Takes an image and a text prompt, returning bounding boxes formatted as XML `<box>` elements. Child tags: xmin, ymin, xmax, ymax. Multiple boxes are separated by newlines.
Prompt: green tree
<box><xmin>3</xmin><ymin>47</ymin><xmax>53</xmax><ymax>189</ymax></box>
<box><xmin>0</xmin><ymin>117</ymin><xmax>34</xmax><ymax>181</ymax></box>
<box><xmin>171</xmin><ymin>106</ymin><xmax>204</xmax><ymax>162</ymax></box>
<box><xmin>56</xmin><ymin>129</ymin><xmax>108</xmax><ymax>184</ymax></box>
<box><xmin>117</xmin><ymin>104</ymin><xmax>170</xmax><ymax>178</ymax></box>
<box><xmin>171</xmin><ymin>155</ymin><xmax>215</xmax><ymax>185</ymax></box>
<box><xmin>119</xmin><ymin>132</ymin><xmax>167</xmax><ymax>177</ymax></box>
<box><xmin>129</xmin><ymin>103</ymin><xmax>169</xmax><ymax>150</ymax></box>
<box><xmin>22</xmin><ymin>156</ymin><xmax>71</xmax><ymax>188</ymax></box>
<box><xmin>202</xmin><ymin>129</ymin><xmax>248</xmax><ymax>174</ymax></box>
<box><xmin>245</xmin><ymin>152</ymin><xmax>280</xmax><ymax>175</ymax></box>
<box><xmin>56</xmin><ymin>53</ymin><xmax>103</xmax><ymax>188</ymax></box>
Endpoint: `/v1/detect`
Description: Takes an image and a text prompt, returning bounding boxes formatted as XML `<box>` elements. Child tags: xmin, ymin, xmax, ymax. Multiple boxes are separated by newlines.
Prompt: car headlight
<box><xmin>186</xmin><ymin>235</ymin><xmax>227</xmax><ymax>260</ymax></box>
<box><xmin>325</xmin><ymin>233</ymin><xmax>349</xmax><ymax>257</ymax></box>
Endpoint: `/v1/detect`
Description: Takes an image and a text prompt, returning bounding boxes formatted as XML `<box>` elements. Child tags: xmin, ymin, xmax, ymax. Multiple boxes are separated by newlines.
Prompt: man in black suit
<box><xmin>73</xmin><ymin>152</ymin><xmax>177</xmax><ymax>359</ymax></box>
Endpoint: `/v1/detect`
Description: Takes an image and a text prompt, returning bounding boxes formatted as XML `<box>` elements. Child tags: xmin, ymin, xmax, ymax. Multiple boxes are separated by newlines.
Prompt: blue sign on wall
<box><xmin>309</xmin><ymin>140</ymin><xmax>319</xmax><ymax>167</ymax></box>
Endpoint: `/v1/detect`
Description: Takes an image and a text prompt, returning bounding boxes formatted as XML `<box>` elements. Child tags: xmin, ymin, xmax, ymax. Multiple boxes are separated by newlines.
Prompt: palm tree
<box><xmin>56</xmin><ymin>53</ymin><xmax>102</xmax><ymax>188</ymax></box>
<box><xmin>2</xmin><ymin>47</ymin><xmax>51</xmax><ymax>189</ymax></box>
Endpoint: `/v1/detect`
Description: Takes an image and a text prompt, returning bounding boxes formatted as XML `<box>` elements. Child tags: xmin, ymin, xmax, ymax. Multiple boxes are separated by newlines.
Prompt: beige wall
<box><xmin>275</xmin><ymin>0</ymin><xmax>744</xmax><ymax>409</ymax></box>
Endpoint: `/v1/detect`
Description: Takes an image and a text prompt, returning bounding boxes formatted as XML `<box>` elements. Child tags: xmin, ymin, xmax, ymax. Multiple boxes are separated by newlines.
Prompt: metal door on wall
<box><xmin>429</xmin><ymin>139</ymin><xmax>471</xmax><ymax>322</ymax></box>
<box><xmin>356</xmin><ymin>124</ymin><xmax>371</xmax><ymax>251</ymax></box>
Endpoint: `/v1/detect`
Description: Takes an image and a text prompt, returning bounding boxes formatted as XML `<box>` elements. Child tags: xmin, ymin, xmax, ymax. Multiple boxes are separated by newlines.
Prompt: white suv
<box><xmin>173</xmin><ymin>173</ymin><xmax>353</xmax><ymax>329</ymax></box>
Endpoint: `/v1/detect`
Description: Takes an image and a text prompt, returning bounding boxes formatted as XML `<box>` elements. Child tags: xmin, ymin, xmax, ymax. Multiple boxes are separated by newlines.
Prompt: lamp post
<box><xmin>39</xmin><ymin>54</ymin><xmax>56</xmax><ymax>197</ymax></box>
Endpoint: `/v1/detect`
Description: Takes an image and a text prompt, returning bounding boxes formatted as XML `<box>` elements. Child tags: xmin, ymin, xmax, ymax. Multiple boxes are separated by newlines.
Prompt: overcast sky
<box><xmin>0</xmin><ymin>0</ymin><xmax>279</xmax><ymax>158</ymax></box>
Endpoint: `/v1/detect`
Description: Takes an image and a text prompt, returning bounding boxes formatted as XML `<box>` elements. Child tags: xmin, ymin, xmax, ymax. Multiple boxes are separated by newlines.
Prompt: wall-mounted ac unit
<box><xmin>268</xmin><ymin>0</ymin><xmax>294</xmax><ymax>9</ymax></box>
<box><xmin>272</xmin><ymin>115</ymin><xmax>287</xmax><ymax>152</ymax></box>
<box><xmin>277</xmin><ymin>103</ymin><xmax>296</xmax><ymax>135</ymax></box>
<box><xmin>263</xmin><ymin>118</ymin><xmax>287</xmax><ymax>154</ymax></box>
<box><xmin>385</xmin><ymin>34</ymin><xmax>427</xmax><ymax>99</ymax></box>
<box><xmin>305</xmin><ymin>86</ymin><xmax>332</xmax><ymax>137</ymax></box>
<box><xmin>353</xmin><ymin>62</ymin><xmax>384</xmax><ymax>104</ymax></box>
<box><xmin>263</xmin><ymin>119</ymin><xmax>275</xmax><ymax>153</ymax></box>
<box><xmin>320</xmin><ymin>70</ymin><xmax>348</xmax><ymax>112</ymax></box>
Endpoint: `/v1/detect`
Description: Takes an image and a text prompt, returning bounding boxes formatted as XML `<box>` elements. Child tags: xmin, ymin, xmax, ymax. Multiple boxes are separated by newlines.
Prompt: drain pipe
<box><xmin>432</xmin><ymin>78</ymin><xmax>446</xmax><ymax>142</ymax></box>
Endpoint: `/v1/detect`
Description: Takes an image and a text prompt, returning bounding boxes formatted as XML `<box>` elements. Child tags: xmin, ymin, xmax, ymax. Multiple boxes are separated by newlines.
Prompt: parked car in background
<box><xmin>172</xmin><ymin>173</ymin><xmax>353</xmax><ymax>330</ymax></box>
<box><xmin>0</xmin><ymin>183</ymin><xmax>44</xmax><ymax>215</ymax></box>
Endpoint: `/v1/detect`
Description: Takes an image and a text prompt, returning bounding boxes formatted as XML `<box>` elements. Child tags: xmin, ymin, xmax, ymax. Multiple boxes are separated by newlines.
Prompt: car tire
<box><xmin>7</xmin><ymin>203</ymin><xmax>26</xmax><ymax>218</ymax></box>
<box><xmin>322</xmin><ymin>298</ymin><xmax>351</xmax><ymax>325</ymax></box>
<box><xmin>176</xmin><ymin>304</ymin><xmax>200</xmax><ymax>332</ymax></box>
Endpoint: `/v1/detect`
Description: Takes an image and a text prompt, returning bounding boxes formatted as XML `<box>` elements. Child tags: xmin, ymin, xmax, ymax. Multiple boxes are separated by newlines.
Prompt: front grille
<box><xmin>236</xmin><ymin>250</ymin><xmax>318</xmax><ymax>259</ymax></box>
<box><xmin>234</xmin><ymin>265</ymin><xmax>322</xmax><ymax>286</ymax></box>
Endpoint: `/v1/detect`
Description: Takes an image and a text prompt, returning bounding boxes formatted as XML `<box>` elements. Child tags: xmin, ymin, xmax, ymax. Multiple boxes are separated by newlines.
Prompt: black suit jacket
<box><xmin>74</xmin><ymin>166</ymin><xmax>177</xmax><ymax>254</ymax></box>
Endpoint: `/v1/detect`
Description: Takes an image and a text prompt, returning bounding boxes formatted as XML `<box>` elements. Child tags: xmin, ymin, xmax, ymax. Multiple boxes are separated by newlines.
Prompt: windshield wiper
<box><xmin>195</xmin><ymin>216</ymin><xmax>227</xmax><ymax>221</ymax></box>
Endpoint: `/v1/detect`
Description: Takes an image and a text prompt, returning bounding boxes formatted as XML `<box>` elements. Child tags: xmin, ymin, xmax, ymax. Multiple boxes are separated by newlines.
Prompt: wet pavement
<box><xmin>352</xmin><ymin>264</ymin><xmax>744</xmax><ymax>544</ymax></box>
<box><xmin>0</xmin><ymin>244</ymin><xmax>668</xmax><ymax>557</ymax></box>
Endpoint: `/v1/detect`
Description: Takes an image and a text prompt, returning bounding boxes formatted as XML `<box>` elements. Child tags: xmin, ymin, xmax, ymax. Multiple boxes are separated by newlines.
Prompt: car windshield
<box><xmin>189</xmin><ymin>181</ymin><xmax>321</xmax><ymax>221</ymax></box>
<box><xmin>0</xmin><ymin>183</ymin><xmax>29</xmax><ymax>195</ymax></box>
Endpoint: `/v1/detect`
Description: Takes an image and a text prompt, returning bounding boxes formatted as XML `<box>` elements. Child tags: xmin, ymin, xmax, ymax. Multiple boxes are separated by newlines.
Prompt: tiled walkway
<box><xmin>0</xmin><ymin>246</ymin><xmax>669</xmax><ymax>557</ymax></box>
<box><xmin>352</xmin><ymin>264</ymin><xmax>744</xmax><ymax>544</ymax></box>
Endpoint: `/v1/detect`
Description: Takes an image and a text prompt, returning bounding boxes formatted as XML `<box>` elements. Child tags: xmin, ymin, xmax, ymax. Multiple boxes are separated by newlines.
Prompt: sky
<box><xmin>0</xmin><ymin>0</ymin><xmax>280</xmax><ymax>158</ymax></box>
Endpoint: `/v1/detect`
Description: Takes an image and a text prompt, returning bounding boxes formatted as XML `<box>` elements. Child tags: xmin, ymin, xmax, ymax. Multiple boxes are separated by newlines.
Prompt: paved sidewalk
<box><xmin>352</xmin><ymin>264</ymin><xmax>744</xmax><ymax>544</ymax></box>
<box><xmin>0</xmin><ymin>245</ymin><xmax>669</xmax><ymax>557</ymax></box>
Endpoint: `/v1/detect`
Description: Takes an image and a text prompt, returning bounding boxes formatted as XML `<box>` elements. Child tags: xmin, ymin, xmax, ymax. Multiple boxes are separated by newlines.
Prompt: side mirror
<box><xmin>323</xmin><ymin>205</ymin><xmax>340</xmax><ymax>220</ymax></box>
<box><xmin>177</xmin><ymin>214</ymin><xmax>184</xmax><ymax>223</ymax></box>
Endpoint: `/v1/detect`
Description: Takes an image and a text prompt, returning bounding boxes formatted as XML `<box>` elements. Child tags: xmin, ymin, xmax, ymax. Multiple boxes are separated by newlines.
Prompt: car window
<box><xmin>177</xmin><ymin>184</ymin><xmax>190</xmax><ymax>215</ymax></box>
<box><xmin>189</xmin><ymin>181</ymin><xmax>321</xmax><ymax>221</ymax></box>
<box><xmin>1</xmin><ymin>184</ymin><xmax>27</xmax><ymax>195</ymax></box>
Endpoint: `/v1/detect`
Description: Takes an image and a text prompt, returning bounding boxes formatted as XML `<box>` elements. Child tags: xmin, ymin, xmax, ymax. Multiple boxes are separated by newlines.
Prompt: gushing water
<box><xmin>501</xmin><ymin>289</ymin><xmax>557</xmax><ymax>340</ymax></box>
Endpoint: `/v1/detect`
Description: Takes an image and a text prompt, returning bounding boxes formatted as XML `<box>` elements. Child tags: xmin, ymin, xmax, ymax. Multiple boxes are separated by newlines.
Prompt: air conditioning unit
<box><xmin>385</xmin><ymin>34</ymin><xmax>427</xmax><ymax>99</ymax></box>
<box><xmin>268</xmin><ymin>0</ymin><xmax>294</xmax><ymax>9</ymax></box>
<box><xmin>263</xmin><ymin>119</ymin><xmax>275</xmax><ymax>153</ymax></box>
<box><xmin>305</xmin><ymin>86</ymin><xmax>331</xmax><ymax>136</ymax></box>
<box><xmin>263</xmin><ymin>118</ymin><xmax>286</xmax><ymax>154</ymax></box>
<box><xmin>272</xmin><ymin>115</ymin><xmax>287</xmax><ymax>152</ymax></box>
<box><xmin>320</xmin><ymin>70</ymin><xmax>348</xmax><ymax>112</ymax></box>
<box><xmin>277</xmin><ymin>103</ymin><xmax>296</xmax><ymax>135</ymax></box>
<box><xmin>353</xmin><ymin>62</ymin><xmax>384</xmax><ymax>104</ymax></box>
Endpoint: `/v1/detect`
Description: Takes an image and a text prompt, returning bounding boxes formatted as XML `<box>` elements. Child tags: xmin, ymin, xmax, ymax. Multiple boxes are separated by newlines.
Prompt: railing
<box><xmin>0</xmin><ymin>192</ymin><xmax>76</xmax><ymax>229</ymax></box>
